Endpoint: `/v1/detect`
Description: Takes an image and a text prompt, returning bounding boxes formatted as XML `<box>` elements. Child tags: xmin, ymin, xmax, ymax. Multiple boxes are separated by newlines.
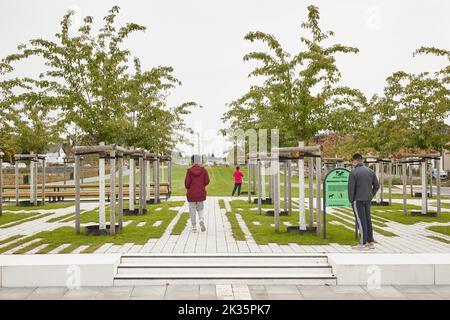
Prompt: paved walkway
<box><xmin>0</xmin><ymin>197</ymin><xmax>449</xmax><ymax>254</ymax></box>
<box><xmin>0</xmin><ymin>284</ymin><xmax>449</xmax><ymax>300</ymax></box>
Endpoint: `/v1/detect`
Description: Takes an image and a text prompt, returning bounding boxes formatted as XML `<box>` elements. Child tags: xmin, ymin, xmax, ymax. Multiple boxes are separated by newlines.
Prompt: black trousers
<box><xmin>232</xmin><ymin>183</ymin><xmax>242</xmax><ymax>196</ymax></box>
<box><xmin>352</xmin><ymin>200</ymin><xmax>374</xmax><ymax>245</ymax></box>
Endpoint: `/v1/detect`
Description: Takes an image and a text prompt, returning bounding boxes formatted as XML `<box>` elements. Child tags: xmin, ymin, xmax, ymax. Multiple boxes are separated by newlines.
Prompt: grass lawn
<box><xmin>0</xmin><ymin>211</ymin><xmax>42</xmax><ymax>227</ymax></box>
<box><xmin>227</xmin><ymin>200</ymin><xmax>358</xmax><ymax>245</ymax></box>
<box><xmin>370</xmin><ymin>202</ymin><xmax>450</xmax><ymax>225</ymax></box>
<box><xmin>2</xmin><ymin>202</ymin><xmax>74</xmax><ymax>211</ymax></box>
<box><xmin>0</xmin><ymin>201</ymin><xmax>184</xmax><ymax>254</ymax></box>
<box><xmin>427</xmin><ymin>225</ymin><xmax>450</xmax><ymax>236</ymax></box>
<box><xmin>427</xmin><ymin>235</ymin><xmax>450</xmax><ymax>244</ymax></box>
<box><xmin>430</xmin><ymin>201</ymin><xmax>450</xmax><ymax>209</ymax></box>
<box><xmin>226</xmin><ymin>212</ymin><xmax>246</xmax><ymax>241</ymax></box>
<box><xmin>171</xmin><ymin>212</ymin><xmax>189</xmax><ymax>235</ymax></box>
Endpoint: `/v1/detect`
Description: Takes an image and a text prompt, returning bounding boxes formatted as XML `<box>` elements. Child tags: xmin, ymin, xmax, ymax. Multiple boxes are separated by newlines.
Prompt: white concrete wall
<box><xmin>329</xmin><ymin>253</ymin><xmax>450</xmax><ymax>285</ymax></box>
<box><xmin>0</xmin><ymin>254</ymin><xmax>121</xmax><ymax>287</ymax></box>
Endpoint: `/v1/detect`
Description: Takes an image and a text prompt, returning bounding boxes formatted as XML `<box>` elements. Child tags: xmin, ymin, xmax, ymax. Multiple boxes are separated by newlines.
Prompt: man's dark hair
<box><xmin>236</xmin><ymin>166</ymin><xmax>240</xmax><ymax>170</ymax></box>
<box><xmin>352</xmin><ymin>153</ymin><xmax>363</xmax><ymax>161</ymax></box>
<box><xmin>191</xmin><ymin>155</ymin><xmax>194</xmax><ymax>164</ymax></box>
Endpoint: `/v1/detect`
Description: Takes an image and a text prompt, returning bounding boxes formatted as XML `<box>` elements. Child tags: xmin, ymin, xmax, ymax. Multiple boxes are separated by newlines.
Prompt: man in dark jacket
<box><xmin>185</xmin><ymin>155</ymin><xmax>210</xmax><ymax>232</ymax></box>
<box><xmin>348</xmin><ymin>153</ymin><xmax>380</xmax><ymax>250</ymax></box>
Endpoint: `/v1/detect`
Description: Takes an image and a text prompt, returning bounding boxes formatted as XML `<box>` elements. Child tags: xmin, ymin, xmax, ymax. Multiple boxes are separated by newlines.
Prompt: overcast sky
<box><xmin>1</xmin><ymin>0</ymin><xmax>449</xmax><ymax>156</ymax></box>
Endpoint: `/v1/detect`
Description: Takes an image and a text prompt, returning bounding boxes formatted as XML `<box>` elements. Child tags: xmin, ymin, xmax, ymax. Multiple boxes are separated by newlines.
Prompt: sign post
<box><xmin>323</xmin><ymin>168</ymin><xmax>352</xmax><ymax>239</ymax></box>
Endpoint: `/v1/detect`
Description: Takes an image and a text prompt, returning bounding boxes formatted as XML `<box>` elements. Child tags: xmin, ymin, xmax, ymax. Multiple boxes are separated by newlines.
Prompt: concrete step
<box><xmin>114</xmin><ymin>273</ymin><xmax>337</xmax><ymax>286</ymax></box>
<box><xmin>117</xmin><ymin>263</ymin><xmax>333</xmax><ymax>275</ymax></box>
<box><xmin>120</xmin><ymin>254</ymin><xmax>329</xmax><ymax>264</ymax></box>
<box><xmin>115</xmin><ymin>254</ymin><xmax>336</xmax><ymax>285</ymax></box>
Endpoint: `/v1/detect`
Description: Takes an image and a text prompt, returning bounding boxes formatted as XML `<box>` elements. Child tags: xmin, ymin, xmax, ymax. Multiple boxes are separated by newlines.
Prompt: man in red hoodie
<box><xmin>184</xmin><ymin>155</ymin><xmax>210</xmax><ymax>232</ymax></box>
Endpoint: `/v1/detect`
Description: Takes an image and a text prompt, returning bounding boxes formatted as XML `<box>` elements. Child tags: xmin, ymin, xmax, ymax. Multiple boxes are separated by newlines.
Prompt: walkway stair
<box><xmin>114</xmin><ymin>254</ymin><xmax>337</xmax><ymax>285</ymax></box>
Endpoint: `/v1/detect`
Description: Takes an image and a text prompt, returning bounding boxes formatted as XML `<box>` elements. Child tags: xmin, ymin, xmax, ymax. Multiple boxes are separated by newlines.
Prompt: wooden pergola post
<box><xmin>41</xmin><ymin>157</ymin><xmax>46</xmax><ymax>205</ymax></box>
<box><xmin>315</xmin><ymin>152</ymin><xmax>322</xmax><ymax>237</ymax></box>
<box><xmin>388</xmin><ymin>161</ymin><xmax>392</xmax><ymax>205</ymax></box>
<box><xmin>247</xmin><ymin>161</ymin><xmax>251</xmax><ymax>203</ymax></box>
<box><xmin>283</xmin><ymin>162</ymin><xmax>287</xmax><ymax>213</ymax></box>
<box><xmin>98</xmin><ymin>143</ymin><xmax>106</xmax><ymax>230</ymax></box>
<box><xmin>402</xmin><ymin>162</ymin><xmax>407</xmax><ymax>216</ymax></box>
<box><xmin>287</xmin><ymin>160</ymin><xmax>292</xmax><ymax>216</ymax></box>
<box><xmin>29</xmin><ymin>153</ymin><xmax>34</xmax><ymax>205</ymax></box>
<box><xmin>308</xmin><ymin>157</ymin><xmax>314</xmax><ymax>228</ymax></box>
<box><xmin>436</xmin><ymin>158</ymin><xmax>441</xmax><ymax>217</ymax></box>
<box><xmin>168</xmin><ymin>159</ymin><xmax>172</xmax><ymax>197</ymax></box>
<box><xmin>146</xmin><ymin>156</ymin><xmax>151</xmax><ymax>202</ymax></box>
<box><xmin>375</xmin><ymin>161</ymin><xmax>381</xmax><ymax>203</ymax></box>
<box><xmin>298</xmin><ymin>141</ymin><xmax>306</xmax><ymax>231</ymax></box>
<box><xmin>138</xmin><ymin>155</ymin><xmax>144</xmax><ymax>215</ymax></box>
<box><xmin>409</xmin><ymin>164</ymin><xmax>414</xmax><ymax>197</ymax></box>
<box><xmin>421</xmin><ymin>159</ymin><xmax>427</xmax><ymax>215</ymax></box>
<box><xmin>257</xmin><ymin>159</ymin><xmax>262</xmax><ymax>215</ymax></box>
<box><xmin>118</xmin><ymin>154</ymin><xmax>124</xmax><ymax>230</ymax></box>
<box><xmin>109</xmin><ymin>149</ymin><xmax>116</xmax><ymax>236</ymax></box>
<box><xmin>33</xmin><ymin>156</ymin><xmax>38</xmax><ymax>206</ymax></box>
<box><xmin>271</xmin><ymin>154</ymin><xmax>280</xmax><ymax>232</ymax></box>
<box><xmin>15</xmin><ymin>158</ymin><xmax>19</xmax><ymax>206</ymax></box>
<box><xmin>153</xmin><ymin>157</ymin><xmax>160</xmax><ymax>203</ymax></box>
<box><xmin>429</xmin><ymin>160</ymin><xmax>433</xmax><ymax>198</ymax></box>
<box><xmin>129</xmin><ymin>148</ymin><xmax>135</xmax><ymax>212</ymax></box>
<box><xmin>75</xmin><ymin>155</ymin><xmax>81</xmax><ymax>234</ymax></box>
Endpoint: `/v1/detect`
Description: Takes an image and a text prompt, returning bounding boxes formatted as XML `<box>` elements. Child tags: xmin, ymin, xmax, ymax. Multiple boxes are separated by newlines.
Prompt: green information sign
<box><xmin>324</xmin><ymin>168</ymin><xmax>351</xmax><ymax>207</ymax></box>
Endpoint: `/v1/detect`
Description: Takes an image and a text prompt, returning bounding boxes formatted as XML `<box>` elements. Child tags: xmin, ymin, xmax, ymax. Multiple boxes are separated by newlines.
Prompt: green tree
<box><xmin>0</xmin><ymin>6</ymin><xmax>196</xmax><ymax>152</ymax></box>
<box><xmin>222</xmin><ymin>5</ymin><xmax>366</xmax><ymax>147</ymax></box>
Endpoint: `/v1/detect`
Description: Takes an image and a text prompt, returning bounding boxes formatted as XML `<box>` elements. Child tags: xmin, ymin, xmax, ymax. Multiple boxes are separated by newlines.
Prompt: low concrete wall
<box><xmin>0</xmin><ymin>254</ymin><xmax>121</xmax><ymax>287</ymax></box>
<box><xmin>328</xmin><ymin>253</ymin><xmax>450</xmax><ymax>285</ymax></box>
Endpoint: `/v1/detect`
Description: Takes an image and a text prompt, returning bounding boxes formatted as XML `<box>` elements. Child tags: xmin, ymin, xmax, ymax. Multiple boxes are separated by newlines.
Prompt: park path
<box><xmin>0</xmin><ymin>197</ymin><xmax>449</xmax><ymax>255</ymax></box>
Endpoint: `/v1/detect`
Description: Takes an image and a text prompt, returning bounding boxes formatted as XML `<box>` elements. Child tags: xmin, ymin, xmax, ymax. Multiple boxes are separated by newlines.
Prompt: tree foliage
<box><xmin>0</xmin><ymin>6</ymin><xmax>196</xmax><ymax>154</ymax></box>
<box><xmin>222</xmin><ymin>5</ymin><xmax>366</xmax><ymax>147</ymax></box>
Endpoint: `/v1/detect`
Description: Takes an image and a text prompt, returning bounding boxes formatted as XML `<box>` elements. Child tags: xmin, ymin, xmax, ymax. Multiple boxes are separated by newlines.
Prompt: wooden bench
<box><xmin>1</xmin><ymin>187</ymin><xmax>170</xmax><ymax>203</ymax></box>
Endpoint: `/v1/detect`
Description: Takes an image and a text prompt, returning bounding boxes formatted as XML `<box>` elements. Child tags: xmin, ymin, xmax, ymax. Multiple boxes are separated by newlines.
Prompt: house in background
<box><xmin>44</xmin><ymin>144</ymin><xmax>66</xmax><ymax>164</ymax></box>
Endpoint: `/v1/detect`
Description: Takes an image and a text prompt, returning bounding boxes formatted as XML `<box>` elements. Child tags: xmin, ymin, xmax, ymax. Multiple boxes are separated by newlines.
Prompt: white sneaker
<box><xmin>352</xmin><ymin>244</ymin><xmax>369</xmax><ymax>251</ymax></box>
<box><xmin>199</xmin><ymin>220</ymin><xmax>206</xmax><ymax>232</ymax></box>
<box><xmin>192</xmin><ymin>227</ymin><xmax>197</xmax><ymax>233</ymax></box>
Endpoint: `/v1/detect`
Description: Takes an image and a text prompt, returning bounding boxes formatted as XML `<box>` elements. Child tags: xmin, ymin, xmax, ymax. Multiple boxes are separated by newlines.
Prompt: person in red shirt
<box><xmin>232</xmin><ymin>166</ymin><xmax>244</xmax><ymax>197</ymax></box>
<box><xmin>184</xmin><ymin>155</ymin><xmax>210</xmax><ymax>232</ymax></box>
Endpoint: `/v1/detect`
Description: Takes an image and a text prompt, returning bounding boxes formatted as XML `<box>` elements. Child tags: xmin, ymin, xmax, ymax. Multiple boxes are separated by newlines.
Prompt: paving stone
<box><xmin>265</xmin><ymin>285</ymin><xmax>300</xmax><ymax>295</ymax></box>
<box><xmin>165</xmin><ymin>285</ymin><xmax>200</xmax><ymax>300</ymax></box>
<box><xmin>131</xmin><ymin>285</ymin><xmax>167</xmax><ymax>299</ymax></box>
<box><xmin>267</xmin><ymin>293</ymin><xmax>304</xmax><ymax>300</ymax></box>
<box><xmin>403</xmin><ymin>293</ymin><xmax>443</xmax><ymax>300</ymax></box>
<box><xmin>364</xmin><ymin>286</ymin><xmax>407</xmax><ymax>299</ymax></box>
<box><xmin>0</xmin><ymin>287</ymin><xmax>35</xmax><ymax>299</ymax></box>
<box><xmin>63</xmin><ymin>288</ymin><xmax>102</xmax><ymax>300</ymax></box>
<box><xmin>199</xmin><ymin>285</ymin><xmax>217</xmax><ymax>300</ymax></box>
